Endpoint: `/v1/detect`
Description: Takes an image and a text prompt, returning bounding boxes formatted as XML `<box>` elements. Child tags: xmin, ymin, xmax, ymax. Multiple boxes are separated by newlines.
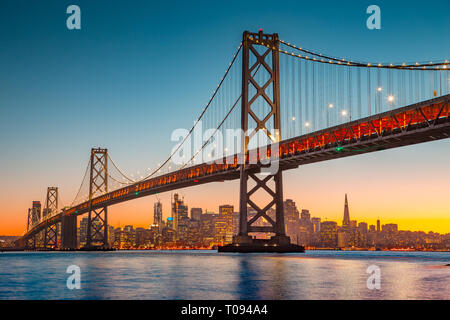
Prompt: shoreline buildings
<box><xmin>70</xmin><ymin>194</ymin><xmax>449</xmax><ymax>250</ymax></box>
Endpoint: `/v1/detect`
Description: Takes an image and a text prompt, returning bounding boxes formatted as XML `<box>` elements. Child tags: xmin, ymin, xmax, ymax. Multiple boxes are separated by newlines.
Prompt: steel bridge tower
<box><xmin>86</xmin><ymin>148</ymin><xmax>109</xmax><ymax>248</ymax></box>
<box><xmin>233</xmin><ymin>30</ymin><xmax>292</xmax><ymax>249</ymax></box>
<box><xmin>25</xmin><ymin>208</ymin><xmax>36</xmax><ymax>249</ymax></box>
<box><xmin>41</xmin><ymin>187</ymin><xmax>59</xmax><ymax>249</ymax></box>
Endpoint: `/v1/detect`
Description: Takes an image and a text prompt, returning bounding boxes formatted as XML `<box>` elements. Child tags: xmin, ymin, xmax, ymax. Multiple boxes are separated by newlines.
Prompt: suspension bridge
<box><xmin>16</xmin><ymin>30</ymin><xmax>449</xmax><ymax>252</ymax></box>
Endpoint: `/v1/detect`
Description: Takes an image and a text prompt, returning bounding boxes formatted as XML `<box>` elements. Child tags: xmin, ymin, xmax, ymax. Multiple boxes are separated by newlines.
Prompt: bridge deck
<box><xmin>22</xmin><ymin>95</ymin><xmax>449</xmax><ymax>240</ymax></box>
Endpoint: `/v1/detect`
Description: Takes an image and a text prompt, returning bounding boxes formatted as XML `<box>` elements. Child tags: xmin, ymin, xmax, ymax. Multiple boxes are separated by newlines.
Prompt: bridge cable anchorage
<box><xmin>277</xmin><ymin>40</ymin><xmax>448</xmax><ymax>70</ymax></box>
<box><xmin>133</xmin><ymin>42</ymin><xmax>243</xmax><ymax>182</ymax></box>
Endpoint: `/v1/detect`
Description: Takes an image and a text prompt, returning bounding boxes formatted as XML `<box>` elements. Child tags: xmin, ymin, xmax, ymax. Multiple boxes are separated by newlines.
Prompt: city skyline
<box><xmin>13</xmin><ymin>192</ymin><xmax>447</xmax><ymax>237</ymax></box>
<box><xmin>56</xmin><ymin>193</ymin><xmax>447</xmax><ymax>251</ymax></box>
<box><xmin>2</xmin><ymin>192</ymin><xmax>447</xmax><ymax>250</ymax></box>
<box><xmin>1</xmin><ymin>0</ymin><xmax>449</xmax><ymax>237</ymax></box>
<box><xmin>110</xmin><ymin>192</ymin><xmax>450</xmax><ymax>236</ymax></box>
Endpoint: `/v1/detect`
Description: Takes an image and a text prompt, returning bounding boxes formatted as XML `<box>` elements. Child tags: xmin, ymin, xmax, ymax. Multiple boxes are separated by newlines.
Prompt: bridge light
<box><xmin>388</xmin><ymin>95</ymin><xmax>395</xmax><ymax>102</ymax></box>
<box><xmin>336</xmin><ymin>146</ymin><xmax>344</xmax><ymax>152</ymax></box>
<box><xmin>292</xmin><ymin>116</ymin><xmax>296</xmax><ymax>121</ymax></box>
<box><xmin>341</xmin><ymin>110</ymin><xmax>347</xmax><ymax>116</ymax></box>
<box><xmin>328</xmin><ymin>103</ymin><xmax>334</xmax><ymax>108</ymax></box>
<box><xmin>135</xmin><ymin>192</ymin><xmax>139</xmax><ymax>196</ymax></box>
<box><xmin>305</xmin><ymin>121</ymin><xmax>310</xmax><ymax>127</ymax></box>
<box><xmin>377</xmin><ymin>87</ymin><xmax>382</xmax><ymax>92</ymax></box>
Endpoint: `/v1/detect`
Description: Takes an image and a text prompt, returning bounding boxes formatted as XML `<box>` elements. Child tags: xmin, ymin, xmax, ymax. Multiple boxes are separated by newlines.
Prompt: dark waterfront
<box><xmin>0</xmin><ymin>250</ymin><xmax>449</xmax><ymax>300</ymax></box>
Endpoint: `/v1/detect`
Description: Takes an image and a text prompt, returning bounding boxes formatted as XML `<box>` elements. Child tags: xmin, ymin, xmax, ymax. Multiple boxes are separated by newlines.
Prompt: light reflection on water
<box><xmin>0</xmin><ymin>250</ymin><xmax>448</xmax><ymax>300</ymax></box>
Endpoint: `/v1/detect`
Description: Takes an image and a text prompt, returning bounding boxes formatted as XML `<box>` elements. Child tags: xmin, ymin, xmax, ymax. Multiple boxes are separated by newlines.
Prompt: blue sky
<box><xmin>1</xmin><ymin>0</ymin><xmax>449</xmax><ymax>234</ymax></box>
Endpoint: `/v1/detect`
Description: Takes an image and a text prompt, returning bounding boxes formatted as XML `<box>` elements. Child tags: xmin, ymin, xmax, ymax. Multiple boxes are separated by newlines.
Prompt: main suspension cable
<box><xmin>277</xmin><ymin>40</ymin><xmax>448</xmax><ymax>70</ymax></box>
<box><xmin>136</xmin><ymin>43</ymin><xmax>243</xmax><ymax>182</ymax></box>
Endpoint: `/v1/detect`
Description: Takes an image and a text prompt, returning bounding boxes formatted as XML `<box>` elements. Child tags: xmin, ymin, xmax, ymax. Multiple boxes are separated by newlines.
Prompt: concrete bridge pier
<box><xmin>61</xmin><ymin>212</ymin><xmax>77</xmax><ymax>250</ymax></box>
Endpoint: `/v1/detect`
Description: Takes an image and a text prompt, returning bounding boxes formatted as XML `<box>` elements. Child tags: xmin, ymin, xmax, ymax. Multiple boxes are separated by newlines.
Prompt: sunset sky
<box><xmin>0</xmin><ymin>0</ymin><xmax>449</xmax><ymax>235</ymax></box>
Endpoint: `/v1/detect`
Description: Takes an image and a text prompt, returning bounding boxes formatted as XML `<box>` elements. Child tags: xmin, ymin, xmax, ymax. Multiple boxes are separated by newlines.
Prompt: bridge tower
<box><xmin>43</xmin><ymin>187</ymin><xmax>59</xmax><ymax>249</ymax></box>
<box><xmin>26</xmin><ymin>208</ymin><xmax>32</xmax><ymax>233</ymax></box>
<box><xmin>25</xmin><ymin>208</ymin><xmax>37</xmax><ymax>249</ymax></box>
<box><xmin>233</xmin><ymin>30</ymin><xmax>292</xmax><ymax>249</ymax></box>
<box><xmin>86</xmin><ymin>148</ymin><xmax>109</xmax><ymax>248</ymax></box>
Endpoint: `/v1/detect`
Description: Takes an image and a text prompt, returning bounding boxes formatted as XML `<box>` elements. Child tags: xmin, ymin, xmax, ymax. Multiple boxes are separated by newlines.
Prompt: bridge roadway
<box><xmin>22</xmin><ymin>95</ymin><xmax>450</xmax><ymax>240</ymax></box>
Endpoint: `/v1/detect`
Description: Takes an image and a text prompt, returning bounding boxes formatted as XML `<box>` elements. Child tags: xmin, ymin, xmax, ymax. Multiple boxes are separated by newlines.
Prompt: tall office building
<box><xmin>232</xmin><ymin>211</ymin><xmax>240</xmax><ymax>235</ymax></box>
<box><xmin>190</xmin><ymin>207</ymin><xmax>202</xmax><ymax>221</ymax></box>
<box><xmin>358</xmin><ymin>222</ymin><xmax>368</xmax><ymax>234</ymax></box>
<box><xmin>342</xmin><ymin>194</ymin><xmax>350</xmax><ymax>230</ymax></box>
<box><xmin>320</xmin><ymin>221</ymin><xmax>338</xmax><ymax>248</ymax></box>
<box><xmin>218</xmin><ymin>205</ymin><xmax>234</xmax><ymax>244</ymax></box>
<box><xmin>284</xmin><ymin>200</ymin><xmax>300</xmax><ymax>241</ymax></box>
<box><xmin>79</xmin><ymin>216</ymin><xmax>88</xmax><ymax>247</ymax></box>
<box><xmin>200</xmin><ymin>213</ymin><xmax>217</xmax><ymax>247</ymax></box>
<box><xmin>299</xmin><ymin>208</ymin><xmax>314</xmax><ymax>245</ymax></box>
<box><xmin>311</xmin><ymin>217</ymin><xmax>321</xmax><ymax>233</ymax></box>
<box><xmin>153</xmin><ymin>201</ymin><xmax>163</xmax><ymax>229</ymax></box>
<box><xmin>108</xmin><ymin>226</ymin><xmax>115</xmax><ymax>248</ymax></box>
<box><xmin>300</xmin><ymin>209</ymin><xmax>311</xmax><ymax>221</ymax></box>
<box><xmin>172</xmin><ymin>193</ymin><xmax>188</xmax><ymax>242</ymax></box>
<box><xmin>171</xmin><ymin>193</ymin><xmax>188</xmax><ymax>233</ymax></box>
<box><xmin>377</xmin><ymin>219</ymin><xmax>381</xmax><ymax>232</ymax></box>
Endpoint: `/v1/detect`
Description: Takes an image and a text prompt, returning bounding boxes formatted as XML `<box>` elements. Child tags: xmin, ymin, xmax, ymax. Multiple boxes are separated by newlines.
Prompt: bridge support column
<box><xmin>220</xmin><ymin>30</ymin><xmax>303</xmax><ymax>253</ymax></box>
<box><xmin>44</xmin><ymin>223</ymin><xmax>58</xmax><ymax>249</ymax></box>
<box><xmin>61</xmin><ymin>211</ymin><xmax>77</xmax><ymax>250</ymax></box>
<box><xmin>43</xmin><ymin>187</ymin><xmax>59</xmax><ymax>249</ymax></box>
<box><xmin>25</xmin><ymin>235</ymin><xmax>36</xmax><ymax>250</ymax></box>
<box><xmin>86</xmin><ymin>148</ymin><xmax>109</xmax><ymax>249</ymax></box>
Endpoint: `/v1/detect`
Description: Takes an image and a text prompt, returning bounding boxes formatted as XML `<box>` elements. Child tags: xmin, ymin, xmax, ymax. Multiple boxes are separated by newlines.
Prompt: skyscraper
<box><xmin>320</xmin><ymin>221</ymin><xmax>338</xmax><ymax>247</ymax></box>
<box><xmin>172</xmin><ymin>193</ymin><xmax>188</xmax><ymax>242</ymax></box>
<box><xmin>79</xmin><ymin>216</ymin><xmax>88</xmax><ymax>247</ymax></box>
<box><xmin>190</xmin><ymin>207</ymin><xmax>202</xmax><ymax>221</ymax></box>
<box><xmin>342</xmin><ymin>193</ymin><xmax>350</xmax><ymax>230</ymax></box>
<box><xmin>218</xmin><ymin>205</ymin><xmax>234</xmax><ymax>244</ymax></box>
<box><xmin>171</xmin><ymin>193</ymin><xmax>188</xmax><ymax>232</ymax></box>
<box><xmin>284</xmin><ymin>199</ymin><xmax>300</xmax><ymax>241</ymax></box>
<box><xmin>311</xmin><ymin>217</ymin><xmax>321</xmax><ymax>233</ymax></box>
<box><xmin>154</xmin><ymin>201</ymin><xmax>163</xmax><ymax>229</ymax></box>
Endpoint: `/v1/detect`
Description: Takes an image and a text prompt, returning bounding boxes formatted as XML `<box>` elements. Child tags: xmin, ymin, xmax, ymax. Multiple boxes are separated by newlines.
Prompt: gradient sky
<box><xmin>1</xmin><ymin>0</ymin><xmax>449</xmax><ymax>235</ymax></box>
